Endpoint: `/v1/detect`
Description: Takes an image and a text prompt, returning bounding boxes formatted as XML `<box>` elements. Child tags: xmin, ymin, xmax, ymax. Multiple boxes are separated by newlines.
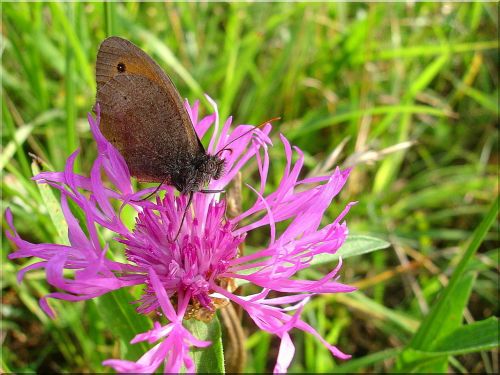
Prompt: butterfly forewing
<box><xmin>95</xmin><ymin>36</ymin><xmax>204</xmax><ymax>182</ymax></box>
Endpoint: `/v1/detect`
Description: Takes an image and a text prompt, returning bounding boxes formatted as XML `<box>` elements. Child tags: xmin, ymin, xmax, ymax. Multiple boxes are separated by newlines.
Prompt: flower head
<box><xmin>6</xmin><ymin>95</ymin><xmax>356</xmax><ymax>373</ymax></box>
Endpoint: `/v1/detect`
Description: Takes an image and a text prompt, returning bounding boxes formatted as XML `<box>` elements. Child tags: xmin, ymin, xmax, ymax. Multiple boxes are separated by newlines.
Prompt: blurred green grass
<box><xmin>1</xmin><ymin>2</ymin><xmax>498</xmax><ymax>373</ymax></box>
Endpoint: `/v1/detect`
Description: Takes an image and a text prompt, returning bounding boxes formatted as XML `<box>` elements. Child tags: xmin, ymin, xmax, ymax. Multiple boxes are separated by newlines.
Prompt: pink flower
<box><xmin>6</xmin><ymin>95</ymin><xmax>356</xmax><ymax>373</ymax></box>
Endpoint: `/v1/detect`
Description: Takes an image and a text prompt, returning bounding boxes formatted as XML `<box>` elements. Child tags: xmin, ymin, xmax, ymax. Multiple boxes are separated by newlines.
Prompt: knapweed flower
<box><xmin>6</xmin><ymin>96</ymin><xmax>356</xmax><ymax>373</ymax></box>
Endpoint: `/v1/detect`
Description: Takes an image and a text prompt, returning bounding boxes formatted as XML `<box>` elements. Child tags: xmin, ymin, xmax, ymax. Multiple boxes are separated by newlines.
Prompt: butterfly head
<box><xmin>205</xmin><ymin>154</ymin><xmax>225</xmax><ymax>181</ymax></box>
<box><xmin>173</xmin><ymin>153</ymin><xmax>225</xmax><ymax>195</ymax></box>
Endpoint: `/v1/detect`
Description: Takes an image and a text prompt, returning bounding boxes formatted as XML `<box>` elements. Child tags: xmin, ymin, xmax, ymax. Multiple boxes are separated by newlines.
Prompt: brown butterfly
<box><xmin>95</xmin><ymin>36</ymin><xmax>225</xmax><ymax>196</ymax></box>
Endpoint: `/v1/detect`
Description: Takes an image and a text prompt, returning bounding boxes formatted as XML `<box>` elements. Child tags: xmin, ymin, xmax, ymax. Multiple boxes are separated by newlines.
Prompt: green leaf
<box><xmin>94</xmin><ymin>288</ymin><xmax>151</xmax><ymax>360</ymax></box>
<box><xmin>432</xmin><ymin>272</ymin><xmax>477</xmax><ymax>341</ymax></box>
<box><xmin>1</xmin><ymin>124</ymin><xmax>33</xmax><ymax>171</ymax></box>
<box><xmin>431</xmin><ymin>317</ymin><xmax>499</xmax><ymax>355</ymax></box>
<box><xmin>49</xmin><ymin>3</ymin><xmax>95</xmax><ymax>92</ymax></box>
<box><xmin>334</xmin><ymin>292</ymin><xmax>419</xmax><ymax>334</ymax></box>
<box><xmin>407</xmin><ymin>54</ymin><xmax>449</xmax><ymax>98</ymax></box>
<box><xmin>287</xmin><ymin>105</ymin><xmax>450</xmax><ymax>139</ymax></box>
<box><xmin>353</xmin><ymin>40</ymin><xmax>498</xmax><ymax>63</ymax></box>
<box><xmin>395</xmin><ymin>349</ymin><xmax>448</xmax><ymax>374</ymax></box>
<box><xmin>454</xmin><ymin>82</ymin><xmax>499</xmax><ymax>114</ymax></box>
<box><xmin>332</xmin><ymin>348</ymin><xmax>401</xmax><ymax>373</ymax></box>
<box><xmin>185</xmin><ymin>317</ymin><xmax>225</xmax><ymax>374</ymax></box>
<box><xmin>409</xmin><ymin>197</ymin><xmax>498</xmax><ymax>350</ymax></box>
<box><xmin>396</xmin><ymin>197</ymin><xmax>499</xmax><ymax>371</ymax></box>
<box><xmin>311</xmin><ymin>235</ymin><xmax>390</xmax><ymax>267</ymax></box>
<box><xmin>393</xmin><ymin>318</ymin><xmax>499</xmax><ymax>374</ymax></box>
<box><xmin>31</xmin><ymin>161</ymin><xmax>69</xmax><ymax>245</ymax></box>
<box><xmin>396</xmin><ymin>272</ymin><xmax>476</xmax><ymax>372</ymax></box>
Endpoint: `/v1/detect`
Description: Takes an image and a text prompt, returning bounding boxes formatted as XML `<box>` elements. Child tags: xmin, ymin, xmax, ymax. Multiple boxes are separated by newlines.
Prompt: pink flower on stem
<box><xmin>6</xmin><ymin>96</ymin><xmax>356</xmax><ymax>373</ymax></box>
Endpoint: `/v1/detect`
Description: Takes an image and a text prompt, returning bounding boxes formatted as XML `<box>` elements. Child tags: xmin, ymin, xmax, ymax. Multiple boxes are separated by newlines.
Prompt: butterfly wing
<box><xmin>95</xmin><ymin>36</ymin><xmax>204</xmax><ymax>182</ymax></box>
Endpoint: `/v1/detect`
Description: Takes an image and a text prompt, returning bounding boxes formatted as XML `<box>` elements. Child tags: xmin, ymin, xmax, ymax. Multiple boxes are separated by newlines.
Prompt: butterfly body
<box><xmin>95</xmin><ymin>36</ymin><xmax>224</xmax><ymax>194</ymax></box>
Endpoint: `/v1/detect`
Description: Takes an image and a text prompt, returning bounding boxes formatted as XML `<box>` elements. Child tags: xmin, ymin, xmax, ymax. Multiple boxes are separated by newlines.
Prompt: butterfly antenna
<box><xmin>215</xmin><ymin>116</ymin><xmax>281</xmax><ymax>156</ymax></box>
<box><xmin>170</xmin><ymin>192</ymin><xmax>194</xmax><ymax>242</ymax></box>
<box><xmin>131</xmin><ymin>178</ymin><xmax>168</xmax><ymax>202</ymax></box>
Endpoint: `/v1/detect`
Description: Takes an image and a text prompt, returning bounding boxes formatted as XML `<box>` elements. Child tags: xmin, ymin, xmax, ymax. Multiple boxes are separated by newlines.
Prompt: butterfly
<box><xmin>95</xmin><ymin>36</ymin><xmax>225</xmax><ymax>197</ymax></box>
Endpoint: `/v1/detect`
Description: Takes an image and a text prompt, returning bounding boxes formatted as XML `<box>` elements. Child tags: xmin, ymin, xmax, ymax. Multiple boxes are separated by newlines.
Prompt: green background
<box><xmin>2</xmin><ymin>2</ymin><xmax>498</xmax><ymax>373</ymax></box>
